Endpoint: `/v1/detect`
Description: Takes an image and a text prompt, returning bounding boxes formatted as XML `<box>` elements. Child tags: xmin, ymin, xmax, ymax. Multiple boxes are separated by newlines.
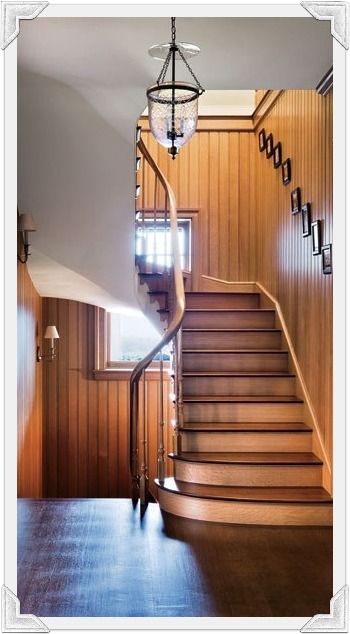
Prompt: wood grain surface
<box><xmin>17</xmin><ymin>498</ymin><xmax>332</xmax><ymax>617</ymax></box>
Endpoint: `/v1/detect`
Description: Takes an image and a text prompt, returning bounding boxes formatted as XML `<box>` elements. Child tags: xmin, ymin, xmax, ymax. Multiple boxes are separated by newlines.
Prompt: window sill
<box><xmin>93</xmin><ymin>368</ymin><xmax>171</xmax><ymax>381</ymax></box>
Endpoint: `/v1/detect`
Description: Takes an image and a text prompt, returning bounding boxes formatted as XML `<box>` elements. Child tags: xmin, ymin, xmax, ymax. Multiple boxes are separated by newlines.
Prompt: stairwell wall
<box><xmin>17</xmin><ymin>257</ymin><xmax>43</xmax><ymax>497</ymax></box>
<box><xmin>253</xmin><ymin>90</ymin><xmax>333</xmax><ymax>480</ymax></box>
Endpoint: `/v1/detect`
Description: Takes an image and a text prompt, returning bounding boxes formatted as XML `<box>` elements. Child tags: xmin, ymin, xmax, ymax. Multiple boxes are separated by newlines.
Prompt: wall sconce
<box><xmin>17</xmin><ymin>212</ymin><xmax>36</xmax><ymax>264</ymax></box>
<box><xmin>37</xmin><ymin>326</ymin><xmax>59</xmax><ymax>362</ymax></box>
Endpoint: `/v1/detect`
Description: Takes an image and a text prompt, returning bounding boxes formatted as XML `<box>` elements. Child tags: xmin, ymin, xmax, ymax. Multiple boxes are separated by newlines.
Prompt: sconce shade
<box><xmin>17</xmin><ymin>213</ymin><xmax>36</xmax><ymax>232</ymax></box>
<box><xmin>44</xmin><ymin>325</ymin><xmax>59</xmax><ymax>340</ymax></box>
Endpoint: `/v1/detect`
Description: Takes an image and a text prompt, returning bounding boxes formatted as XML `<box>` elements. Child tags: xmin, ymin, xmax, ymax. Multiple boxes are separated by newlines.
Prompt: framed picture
<box><xmin>311</xmin><ymin>220</ymin><xmax>321</xmax><ymax>255</ymax></box>
<box><xmin>266</xmin><ymin>133</ymin><xmax>273</xmax><ymax>158</ymax></box>
<box><xmin>258</xmin><ymin>128</ymin><xmax>266</xmax><ymax>152</ymax></box>
<box><xmin>321</xmin><ymin>244</ymin><xmax>332</xmax><ymax>274</ymax></box>
<box><xmin>282</xmin><ymin>158</ymin><xmax>291</xmax><ymax>185</ymax></box>
<box><xmin>301</xmin><ymin>203</ymin><xmax>311</xmax><ymax>237</ymax></box>
<box><xmin>291</xmin><ymin>187</ymin><xmax>301</xmax><ymax>215</ymax></box>
<box><xmin>273</xmin><ymin>142</ymin><xmax>282</xmax><ymax>168</ymax></box>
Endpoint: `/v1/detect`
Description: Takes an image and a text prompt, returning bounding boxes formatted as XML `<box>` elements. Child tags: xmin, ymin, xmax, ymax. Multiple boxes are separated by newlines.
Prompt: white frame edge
<box><xmin>300</xmin><ymin>585</ymin><xmax>349</xmax><ymax>632</ymax></box>
<box><xmin>301</xmin><ymin>1</ymin><xmax>349</xmax><ymax>49</ymax></box>
<box><xmin>0</xmin><ymin>1</ymin><xmax>49</xmax><ymax>50</ymax></box>
<box><xmin>1</xmin><ymin>585</ymin><xmax>49</xmax><ymax>632</ymax></box>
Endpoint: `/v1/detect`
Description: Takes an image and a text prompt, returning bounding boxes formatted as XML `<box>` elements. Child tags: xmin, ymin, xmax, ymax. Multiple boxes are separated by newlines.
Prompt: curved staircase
<box><xmin>155</xmin><ymin>290</ymin><xmax>332</xmax><ymax>526</ymax></box>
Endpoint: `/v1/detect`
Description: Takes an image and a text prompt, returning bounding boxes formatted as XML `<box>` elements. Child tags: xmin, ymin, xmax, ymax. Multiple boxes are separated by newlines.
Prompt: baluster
<box><xmin>164</xmin><ymin>193</ymin><xmax>168</xmax><ymax>272</ymax></box>
<box><xmin>139</xmin><ymin>370</ymin><xmax>149</xmax><ymax>509</ymax></box>
<box><xmin>153</xmin><ymin>176</ymin><xmax>158</xmax><ymax>268</ymax></box>
<box><xmin>130</xmin><ymin>382</ymin><xmax>139</xmax><ymax>506</ymax></box>
<box><xmin>173</xmin><ymin>331</ymin><xmax>182</xmax><ymax>456</ymax></box>
<box><xmin>157</xmin><ymin>348</ymin><xmax>166</xmax><ymax>483</ymax></box>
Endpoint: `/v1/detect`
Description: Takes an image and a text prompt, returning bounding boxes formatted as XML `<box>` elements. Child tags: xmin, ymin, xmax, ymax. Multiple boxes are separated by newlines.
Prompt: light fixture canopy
<box><xmin>147</xmin><ymin>17</ymin><xmax>204</xmax><ymax>159</ymax></box>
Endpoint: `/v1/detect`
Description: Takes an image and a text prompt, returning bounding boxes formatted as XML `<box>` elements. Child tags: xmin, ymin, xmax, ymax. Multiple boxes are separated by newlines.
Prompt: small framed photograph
<box><xmin>321</xmin><ymin>244</ymin><xmax>332</xmax><ymax>274</ymax></box>
<box><xmin>273</xmin><ymin>142</ymin><xmax>282</xmax><ymax>168</ymax></box>
<box><xmin>301</xmin><ymin>203</ymin><xmax>311</xmax><ymax>237</ymax></box>
<box><xmin>266</xmin><ymin>133</ymin><xmax>273</xmax><ymax>158</ymax></box>
<box><xmin>282</xmin><ymin>158</ymin><xmax>291</xmax><ymax>185</ymax></box>
<box><xmin>311</xmin><ymin>220</ymin><xmax>321</xmax><ymax>255</ymax></box>
<box><xmin>258</xmin><ymin>128</ymin><xmax>266</xmax><ymax>152</ymax></box>
<box><xmin>291</xmin><ymin>187</ymin><xmax>301</xmax><ymax>215</ymax></box>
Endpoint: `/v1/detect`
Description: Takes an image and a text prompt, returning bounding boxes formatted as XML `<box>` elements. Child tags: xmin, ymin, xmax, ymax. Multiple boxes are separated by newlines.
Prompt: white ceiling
<box><xmin>18</xmin><ymin>17</ymin><xmax>332</xmax><ymax>310</ymax></box>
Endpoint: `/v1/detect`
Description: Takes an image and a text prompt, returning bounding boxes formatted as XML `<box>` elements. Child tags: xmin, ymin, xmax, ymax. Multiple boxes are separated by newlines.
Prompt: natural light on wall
<box><xmin>109</xmin><ymin>312</ymin><xmax>170</xmax><ymax>363</ymax></box>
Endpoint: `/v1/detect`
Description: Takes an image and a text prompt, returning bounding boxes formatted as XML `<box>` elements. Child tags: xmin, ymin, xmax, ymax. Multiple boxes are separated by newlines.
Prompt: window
<box><xmin>108</xmin><ymin>311</ymin><xmax>171</xmax><ymax>365</ymax></box>
<box><xmin>135</xmin><ymin>218</ymin><xmax>191</xmax><ymax>271</ymax></box>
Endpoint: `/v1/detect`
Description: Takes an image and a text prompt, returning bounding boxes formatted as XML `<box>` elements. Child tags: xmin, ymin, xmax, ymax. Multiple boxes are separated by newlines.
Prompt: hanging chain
<box><xmin>155</xmin><ymin>16</ymin><xmax>205</xmax><ymax>94</ymax></box>
<box><xmin>177</xmin><ymin>47</ymin><xmax>205</xmax><ymax>94</ymax></box>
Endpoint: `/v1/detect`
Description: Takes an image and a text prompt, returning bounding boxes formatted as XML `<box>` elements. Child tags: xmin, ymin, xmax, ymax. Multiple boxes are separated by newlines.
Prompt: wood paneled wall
<box><xmin>42</xmin><ymin>298</ymin><xmax>173</xmax><ymax>498</ymax></box>
<box><xmin>17</xmin><ymin>260</ymin><xmax>43</xmax><ymax>497</ymax></box>
<box><xmin>254</xmin><ymin>90</ymin><xmax>333</xmax><ymax>471</ymax></box>
<box><xmin>138</xmin><ymin>128</ymin><xmax>256</xmax><ymax>287</ymax></box>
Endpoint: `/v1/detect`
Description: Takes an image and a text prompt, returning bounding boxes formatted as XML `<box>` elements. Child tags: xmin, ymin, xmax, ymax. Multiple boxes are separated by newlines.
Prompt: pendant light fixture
<box><xmin>147</xmin><ymin>17</ymin><xmax>205</xmax><ymax>159</ymax></box>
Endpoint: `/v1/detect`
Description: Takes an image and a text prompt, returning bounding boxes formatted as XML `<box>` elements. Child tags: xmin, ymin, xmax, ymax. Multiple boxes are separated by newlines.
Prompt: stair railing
<box><xmin>130</xmin><ymin>135</ymin><xmax>185</xmax><ymax>510</ymax></box>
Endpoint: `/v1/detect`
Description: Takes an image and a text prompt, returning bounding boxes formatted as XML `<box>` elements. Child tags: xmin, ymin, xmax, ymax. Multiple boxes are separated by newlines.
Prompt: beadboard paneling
<box><xmin>17</xmin><ymin>260</ymin><xmax>43</xmax><ymax>497</ymax></box>
<box><xmin>42</xmin><ymin>298</ymin><xmax>172</xmax><ymax>498</ymax></box>
<box><xmin>254</xmin><ymin>90</ymin><xmax>333</xmax><ymax>472</ymax></box>
<box><xmin>138</xmin><ymin>129</ymin><xmax>255</xmax><ymax>286</ymax></box>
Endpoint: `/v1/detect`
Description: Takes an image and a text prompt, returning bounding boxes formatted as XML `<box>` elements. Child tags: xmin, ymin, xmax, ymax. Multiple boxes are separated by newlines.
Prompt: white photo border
<box><xmin>1</xmin><ymin>1</ymin><xmax>348</xmax><ymax>631</ymax></box>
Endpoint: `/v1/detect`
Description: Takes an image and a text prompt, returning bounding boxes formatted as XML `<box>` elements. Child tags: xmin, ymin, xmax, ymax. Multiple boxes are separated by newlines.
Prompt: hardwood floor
<box><xmin>17</xmin><ymin>499</ymin><xmax>332</xmax><ymax>618</ymax></box>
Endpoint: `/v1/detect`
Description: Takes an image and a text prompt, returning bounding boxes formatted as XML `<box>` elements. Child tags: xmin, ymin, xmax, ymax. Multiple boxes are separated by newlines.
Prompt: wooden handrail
<box><xmin>130</xmin><ymin>137</ymin><xmax>185</xmax><ymax>508</ymax></box>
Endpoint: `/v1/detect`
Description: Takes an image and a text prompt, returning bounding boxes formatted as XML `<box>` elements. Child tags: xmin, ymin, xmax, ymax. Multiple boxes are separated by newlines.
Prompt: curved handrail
<box><xmin>130</xmin><ymin>137</ymin><xmax>185</xmax><ymax>503</ymax></box>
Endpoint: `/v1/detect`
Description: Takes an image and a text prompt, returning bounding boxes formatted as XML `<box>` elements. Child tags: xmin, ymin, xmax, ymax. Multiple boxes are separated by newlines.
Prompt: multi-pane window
<box><xmin>136</xmin><ymin>218</ymin><xmax>191</xmax><ymax>271</ymax></box>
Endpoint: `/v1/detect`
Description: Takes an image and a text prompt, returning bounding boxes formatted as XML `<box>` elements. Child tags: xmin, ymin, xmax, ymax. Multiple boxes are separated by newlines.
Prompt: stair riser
<box><xmin>183</xmin><ymin>376</ymin><xmax>295</xmax><ymax>396</ymax></box>
<box><xmin>183</xmin><ymin>311</ymin><xmax>275</xmax><ymax>329</ymax></box>
<box><xmin>181</xmin><ymin>431</ymin><xmax>312</xmax><ymax>453</ymax></box>
<box><xmin>139</xmin><ymin>274</ymin><xmax>170</xmax><ymax>292</ymax></box>
<box><xmin>182</xmin><ymin>331</ymin><xmax>281</xmax><ymax>350</ymax></box>
<box><xmin>157</xmin><ymin>489</ymin><xmax>332</xmax><ymax>526</ymax></box>
<box><xmin>183</xmin><ymin>402</ymin><xmax>303</xmax><ymax>423</ymax></box>
<box><xmin>182</xmin><ymin>352</ymin><xmax>288</xmax><ymax>373</ymax></box>
<box><xmin>185</xmin><ymin>293</ymin><xmax>260</xmax><ymax>309</ymax></box>
<box><xmin>148</xmin><ymin>294</ymin><xmax>168</xmax><ymax>310</ymax></box>
<box><xmin>173</xmin><ymin>460</ymin><xmax>322</xmax><ymax>487</ymax></box>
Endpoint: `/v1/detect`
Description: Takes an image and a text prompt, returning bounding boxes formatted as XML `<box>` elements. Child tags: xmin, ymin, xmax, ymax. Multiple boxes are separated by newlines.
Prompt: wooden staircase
<box><xmin>155</xmin><ymin>291</ymin><xmax>332</xmax><ymax>526</ymax></box>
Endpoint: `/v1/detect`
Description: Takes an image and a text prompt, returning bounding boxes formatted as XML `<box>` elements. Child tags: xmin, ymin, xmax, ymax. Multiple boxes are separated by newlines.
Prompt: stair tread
<box><xmin>182</xmin><ymin>349</ymin><xmax>288</xmax><ymax>354</ymax></box>
<box><xmin>185</xmin><ymin>291</ymin><xmax>260</xmax><ymax>295</ymax></box>
<box><xmin>185</xmin><ymin>309</ymin><xmax>274</xmax><ymax>313</ymax></box>
<box><xmin>170</xmin><ymin>452</ymin><xmax>322</xmax><ymax>465</ymax></box>
<box><xmin>183</xmin><ymin>372</ymin><xmax>295</xmax><ymax>377</ymax></box>
<box><xmin>180</xmin><ymin>422</ymin><xmax>311</xmax><ymax>432</ymax></box>
<box><xmin>183</xmin><ymin>395</ymin><xmax>303</xmax><ymax>403</ymax></box>
<box><xmin>147</xmin><ymin>291</ymin><xmax>168</xmax><ymax>295</ymax></box>
<box><xmin>183</xmin><ymin>328</ymin><xmax>280</xmax><ymax>332</ymax></box>
<box><xmin>156</xmin><ymin>478</ymin><xmax>332</xmax><ymax>503</ymax></box>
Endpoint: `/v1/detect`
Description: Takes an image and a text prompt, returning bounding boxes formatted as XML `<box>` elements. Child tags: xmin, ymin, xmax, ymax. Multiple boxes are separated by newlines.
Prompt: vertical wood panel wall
<box><xmin>42</xmin><ymin>298</ymin><xmax>173</xmax><ymax>498</ymax></box>
<box><xmin>17</xmin><ymin>261</ymin><xmax>43</xmax><ymax>497</ymax></box>
<box><xmin>138</xmin><ymin>129</ymin><xmax>256</xmax><ymax>286</ymax></box>
<box><xmin>254</xmin><ymin>90</ymin><xmax>333</xmax><ymax>469</ymax></box>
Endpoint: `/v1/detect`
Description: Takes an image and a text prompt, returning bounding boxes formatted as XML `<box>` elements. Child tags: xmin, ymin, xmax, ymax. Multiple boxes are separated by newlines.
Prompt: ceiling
<box><xmin>18</xmin><ymin>17</ymin><xmax>332</xmax><ymax>311</ymax></box>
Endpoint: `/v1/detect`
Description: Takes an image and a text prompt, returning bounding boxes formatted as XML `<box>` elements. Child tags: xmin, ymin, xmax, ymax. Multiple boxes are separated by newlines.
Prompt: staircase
<box><xmin>155</xmin><ymin>290</ymin><xmax>332</xmax><ymax>526</ymax></box>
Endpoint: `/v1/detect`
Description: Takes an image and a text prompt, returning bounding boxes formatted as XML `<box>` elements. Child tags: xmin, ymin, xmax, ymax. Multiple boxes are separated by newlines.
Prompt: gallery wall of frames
<box><xmin>255</xmin><ymin>89</ymin><xmax>333</xmax><ymax>472</ymax></box>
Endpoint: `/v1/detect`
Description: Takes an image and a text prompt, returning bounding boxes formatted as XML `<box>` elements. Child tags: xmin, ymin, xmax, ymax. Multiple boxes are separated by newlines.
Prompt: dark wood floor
<box><xmin>17</xmin><ymin>499</ymin><xmax>332</xmax><ymax>617</ymax></box>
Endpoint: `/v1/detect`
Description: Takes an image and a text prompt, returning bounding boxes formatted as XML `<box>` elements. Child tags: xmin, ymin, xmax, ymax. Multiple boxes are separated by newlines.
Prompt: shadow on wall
<box><xmin>18</xmin><ymin>70</ymin><xmax>138</xmax><ymax>307</ymax></box>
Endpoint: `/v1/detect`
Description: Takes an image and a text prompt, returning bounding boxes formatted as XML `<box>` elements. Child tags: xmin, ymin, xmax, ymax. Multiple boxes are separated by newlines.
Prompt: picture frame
<box><xmin>321</xmin><ymin>243</ymin><xmax>332</xmax><ymax>274</ymax></box>
<box><xmin>301</xmin><ymin>203</ymin><xmax>311</xmax><ymax>237</ymax></box>
<box><xmin>291</xmin><ymin>187</ymin><xmax>301</xmax><ymax>215</ymax></box>
<box><xmin>282</xmin><ymin>158</ymin><xmax>291</xmax><ymax>185</ymax></box>
<box><xmin>311</xmin><ymin>220</ymin><xmax>321</xmax><ymax>255</ymax></box>
<box><xmin>258</xmin><ymin>128</ymin><xmax>266</xmax><ymax>152</ymax></box>
<box><xmin>273</xmin><ymin>142</ymin><xmax>282</xmax><ymax>168</ymax></box>
<box><xmin>266</xmin><ymin>133</ymin><xmax>273</xmax><ymax>158</ymax></box>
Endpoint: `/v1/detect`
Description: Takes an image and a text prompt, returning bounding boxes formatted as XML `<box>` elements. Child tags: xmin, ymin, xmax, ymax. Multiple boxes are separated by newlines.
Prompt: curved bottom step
<box><xmin>155</xmin><ymin>478</ymin><xmax>332</xmax><ymax>526</ymax></box>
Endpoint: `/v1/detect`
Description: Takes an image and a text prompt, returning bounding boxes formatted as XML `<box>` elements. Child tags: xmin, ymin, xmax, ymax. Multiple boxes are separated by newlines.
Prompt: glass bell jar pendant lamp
<box><xmin>147</xmin><ymin>17</ymin><xmax>205</xmax><ymax>159</ymax></box>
